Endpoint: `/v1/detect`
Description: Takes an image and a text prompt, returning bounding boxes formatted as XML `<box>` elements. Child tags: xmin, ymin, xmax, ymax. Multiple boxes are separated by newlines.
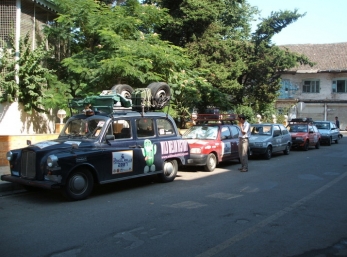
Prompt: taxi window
<box><xmin>273</xmin><ymin>125</ymin><xmax>281</xmax><ymax>137</ymax></box>
<box><xmin>113</xmin><ymin>119</ymin><xmax>131</xmax><ymax>139</ymax></box>
<box><xmin>230</xmin><ymin>126</ymin><xmax>240</xmax><ymax>139</ymax></box>
<box><xmin>221</xmin><ymin>126</ymin><xmax>231</xmax><ymax>140</ymax></box>
<box><xmin>136</xmin><ymin>118</ymin><xmax>155</xmax><ymax>138</ymax></box>
<box><xmin>157</xmin><ymin>118</ymin><xmax>175</xmax><ymax>136</ymax></box>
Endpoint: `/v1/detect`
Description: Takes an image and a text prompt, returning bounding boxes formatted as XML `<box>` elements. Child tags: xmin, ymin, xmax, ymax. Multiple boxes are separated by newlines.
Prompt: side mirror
<box><xmin>106</xmin><ymin>135</ymin><xmax>115</xmax><ymax>141</ymax></box>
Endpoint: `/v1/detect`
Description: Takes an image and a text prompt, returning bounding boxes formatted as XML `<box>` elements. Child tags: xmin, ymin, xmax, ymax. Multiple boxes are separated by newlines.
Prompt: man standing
<box><xmin>335</xmin><ymin>116</ymin><xmax>340</xmax><ymax>129</ymax></box>
<box><xmin>238</xmin><ymin>114</ymin><xmax>251</xmax><ymax>172</ymax></box>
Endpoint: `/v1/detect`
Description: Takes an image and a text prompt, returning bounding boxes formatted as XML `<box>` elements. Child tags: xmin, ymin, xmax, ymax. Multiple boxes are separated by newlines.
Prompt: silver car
<box><xmin>313</xmin><ymin>121</ymin><xmax>339</xmax><ymax>145</ymax></box>
<box><xmin>249</xmin><ymin>123</ymin><xmax>292</xmax><ymax>160</ymax></box>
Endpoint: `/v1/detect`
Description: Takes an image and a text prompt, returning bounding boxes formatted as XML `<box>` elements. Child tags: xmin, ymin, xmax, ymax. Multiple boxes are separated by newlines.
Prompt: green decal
<box><xmin>142</xmin><ymin>139</ymin><xmax>157</xmax><ymax>173</ymax></box>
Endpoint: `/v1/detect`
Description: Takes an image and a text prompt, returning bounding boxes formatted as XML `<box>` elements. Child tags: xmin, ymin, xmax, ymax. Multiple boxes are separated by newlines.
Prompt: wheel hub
<box><xmin>70</xmin><ymin>175</ymin><xmax>86</xmax><ymax>192</ymax></box>
<box><xmin>163</xmin><ymin>162</ymin><xmax>173</xmax><ymax>176</ymax></box>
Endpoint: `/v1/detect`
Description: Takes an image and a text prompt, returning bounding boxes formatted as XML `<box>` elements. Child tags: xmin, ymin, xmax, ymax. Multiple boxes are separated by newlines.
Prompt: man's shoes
<box><xmin>240</xmin><ymin>169</ymin><xmax>248</xmax><ymax>172</ymax></box>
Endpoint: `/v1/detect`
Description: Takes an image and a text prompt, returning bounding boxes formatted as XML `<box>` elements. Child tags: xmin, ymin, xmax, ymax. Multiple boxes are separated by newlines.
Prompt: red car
<box><xmin>287</xmin><ymin>118</ymin><xmax>321</xmax><ymax>150</ymax></box>
<box><xmin>182</xmin><ymin>114</ymin><xmax>240</xmax><ymax>171</ymax></box>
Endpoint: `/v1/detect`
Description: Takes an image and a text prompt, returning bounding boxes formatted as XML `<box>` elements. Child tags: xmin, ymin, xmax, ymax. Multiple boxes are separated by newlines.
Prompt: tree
<box><xmin>52</xmin><ymin>0</ymin><xmax>189</xmax><ymax>95</ymax></box>
<box><xmin>142</xmin><ymin>1</ymin><xmax>314</xmax><ymax>115</ymax></box>
<box><xmin>0</xmin><ymin>33</ymin><xmax>59</xmax><ymax>113</ymax></box>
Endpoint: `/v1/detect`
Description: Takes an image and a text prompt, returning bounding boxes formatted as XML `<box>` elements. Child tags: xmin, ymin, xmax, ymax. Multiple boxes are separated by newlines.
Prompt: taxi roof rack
<box><xmin>194</xmin><ymin>113</ymin><xmax>237</xmax><ymax>125</ymax></box>
<box><xmin>68</xmin><ymin>88</ymin><xmax>170</xmax><ymax>117</ymax></box>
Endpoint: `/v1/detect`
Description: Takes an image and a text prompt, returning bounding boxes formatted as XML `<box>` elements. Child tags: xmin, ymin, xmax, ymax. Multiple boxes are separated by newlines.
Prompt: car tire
<box><xmin>111</xmin><ymin>84</ymin><xmax>134</xmax><ymax>99</ymax></box>
<box><xmin>64</xmin><ymin>169</ymin><xmax>94</xmax><ymax>201</ymax></box>
<box><xmin>147</xmin><ymin>82</ymin><xmax>171</xmax><ymax>108</ymax></box>
<box><xmin>315</xmin><ymin>140</ymin><xmax>320</xmax><ymax>149</ymax></box>
<box><xmin>327</xmin><ymin>137</ymin><xmax>332</xmax><ymax>146</ymax></box>
<box><xmin>335</xmin><ymin>137</ymin><xmax>339</xmax><ymax>144</ymax></box>
<box><xmin>283</xmin><ymin>144</ymin><xmax>290</xmax><ymax>155</ymax></box>
<box><xmin>204</xmin><ymin>153</ymin><xmax>217</xmax><ymax>171</ymax></box>
<box><xmin>303</xmin><ymin>140</ymin><xmax>309</xmax><ymax>151</ymax></box>
<box><xmin>158</xmin><ymin>159</ymin><xmax>178</xmax><ymax>182</ymax></box>
<box><xmin>263</xmin><ymin>146</ymin><xmax>272</xmax><ymax>160</ymax></box>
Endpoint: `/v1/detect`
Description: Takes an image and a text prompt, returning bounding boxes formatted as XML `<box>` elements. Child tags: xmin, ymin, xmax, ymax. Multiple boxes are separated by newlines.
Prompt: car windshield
<box><xmin>315</xmin><ymin>123</ymin><xmax>330</xmax><ymax>129</ymax></box>
<box><xmin>182</xmin><ymin>126</ymin><xmax>218</xmax><ymax>140</ymax></box>
<box><xmin>288</xmin><ymin>125</ymin><xmax>308</xmax><ymax>132</ymax></box>
<box><xmin>59</xmin><ymin>116</ymin><xmax>107</xmax><ymax>139</ymax></box>
<box><xmin>251</xmin><ymin>125</ymin><xmax>272</xmax><ymax>136</ymax></box>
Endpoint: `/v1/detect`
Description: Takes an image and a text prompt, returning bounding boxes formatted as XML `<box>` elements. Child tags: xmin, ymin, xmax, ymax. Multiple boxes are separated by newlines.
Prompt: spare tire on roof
<box><xmin>111</xmin><ymin>84</ymin><xmax>133</xmax><ymax>99</ymax></box>
<box><xmin>147</xmin><ymin>82</ymin><xmax>171</xmax><ymax>109</ymax></box>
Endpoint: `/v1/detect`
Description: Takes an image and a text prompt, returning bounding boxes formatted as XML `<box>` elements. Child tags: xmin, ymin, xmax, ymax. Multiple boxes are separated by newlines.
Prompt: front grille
<box><xmin>20</xmin><ymin>151</ymin><xmax>36</xmax><ymax>179</ymax></box>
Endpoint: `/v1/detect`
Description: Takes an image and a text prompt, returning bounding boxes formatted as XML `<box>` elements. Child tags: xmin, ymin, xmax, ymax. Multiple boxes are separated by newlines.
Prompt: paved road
<box><xmin>0</xmin><ymin>135</ymin><xmax>347</xmax><ymax>257</ymax></box>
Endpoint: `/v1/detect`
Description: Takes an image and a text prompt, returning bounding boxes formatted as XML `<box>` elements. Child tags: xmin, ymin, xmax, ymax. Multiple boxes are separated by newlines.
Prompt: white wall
<box><xmin>0</xmin><ymin>101</ymin><xmax>55</xmax><ymax>135</ymax></box>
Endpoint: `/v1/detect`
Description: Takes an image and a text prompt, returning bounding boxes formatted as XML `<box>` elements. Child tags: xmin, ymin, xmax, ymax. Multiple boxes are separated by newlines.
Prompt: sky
<box><xmin>247</xmin><ymin>0</ymin><xmax>347</xmax><ymax>45</ymax></box>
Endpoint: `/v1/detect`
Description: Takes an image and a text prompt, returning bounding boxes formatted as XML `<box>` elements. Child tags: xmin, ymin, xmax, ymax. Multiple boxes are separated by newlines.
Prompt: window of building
<box><xmin>302</xmin><ymin>80</ymin><xmax>320</xmax><ymax>93</ymax></box>
<box><xmin>332</xmin><ymin>80</ymin><xmax>347</xmax><ymax>93</ymax></box>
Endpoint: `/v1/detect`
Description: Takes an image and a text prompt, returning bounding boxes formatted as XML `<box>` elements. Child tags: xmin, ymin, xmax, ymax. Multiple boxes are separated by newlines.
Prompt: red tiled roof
<box><xmin>280</xmin><ymin>42</ymin><xmax>347</xmax><ymax>72</ymax></box>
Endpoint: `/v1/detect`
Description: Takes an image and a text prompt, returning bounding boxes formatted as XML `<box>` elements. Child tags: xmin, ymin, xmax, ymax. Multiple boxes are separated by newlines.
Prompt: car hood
<box><xmin>289</xmin><ymin>132</ymin><xmax>307</xmax><ymax>137</ymax></box>
<box><xmin>26</xmin><ymin>138</ymin><xmax>95</xmax><ymax>151</ymax></box>
<box><xmin>249</xmin><ymin>136</ymin><xmax>271</xmax><ymax>143</ymax></box>
<box><xmin>185</xmin><ymin>139</ymin><xmax>219</xmax><ymax>148</ymax></box>
<box><xmin>317</xmin><ymin>129</ymin><xmax>330</xmax><ymax>133</ymax></box>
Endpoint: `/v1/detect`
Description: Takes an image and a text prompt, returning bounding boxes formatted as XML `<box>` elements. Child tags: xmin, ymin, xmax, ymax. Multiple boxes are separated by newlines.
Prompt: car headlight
<box><xmin>47</xmin><ymin>155</ymin><xmax>59</xmax><ymax>168</ymax></box>
<box><xmin>190</xmin><ymin>148</ymin><xmax>202</xmax><ymax>154</ymax></box>
<box><xmin>6</xmin><ymin>151</ymin><xmax>13</xmax><ymax>161</ymax></box>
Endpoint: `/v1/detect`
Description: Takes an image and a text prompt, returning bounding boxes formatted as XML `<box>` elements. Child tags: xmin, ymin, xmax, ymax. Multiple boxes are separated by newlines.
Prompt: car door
<box><xmin>102</xmin><ymin>118</ymin><xmax>145</xmax><ymax>181</ymax></box>
<box><xmin>220</xmin><ymin>125</ymin><xmax>233</xmax><ymax>161</ymax></box>
<box><xmin>279</xmin><ymin>124</ymin><xmax>290</xmax><ymax>148</ymax></box>
<box><xmin>330</xmin><ymin>122</ymin><xmax>339</xmax><ymax>141</ymax></box>
<box><xmin>229</xmin><ymin>125</ymin><xmax>240</xmax><ymax>158</ymax></box>
<box><xmin>272</xmin><ymin>125</ymin><xmax>282</xmax><ymax>152</ymax></box>
<box><xmin>308</xmin><ymin>125</ymin><xmax>319</xmax><ymax>145</ymax></box>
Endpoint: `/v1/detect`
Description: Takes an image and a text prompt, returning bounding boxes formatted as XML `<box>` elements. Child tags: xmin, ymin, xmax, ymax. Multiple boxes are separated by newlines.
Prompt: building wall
<box><xmin>0</xmin><ymin>102</ymin><xmax>56</xmax><ymax>135</ymax></box>
<box><xmin>280</xmin><ymin>73</ymin><xmax>347</xmax><ymax>129</ymax></box>
<box><xmin>0</xmin><ymin>0</ymin><xmax>58</xmax><ymax>136</ymax></box>
<box><xmin>0</xmin><ymin>133</ymin><xmax>58</xmax><ymax>166</ymax></box>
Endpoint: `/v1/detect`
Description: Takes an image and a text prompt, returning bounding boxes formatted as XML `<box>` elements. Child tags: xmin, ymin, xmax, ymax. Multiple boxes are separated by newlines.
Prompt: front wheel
<box><xmin>283</xmin><ymin>144</ymin><xmax>290</xmax><ymax>155</ymax></box>
<box><xmin>263</xmin><ymin>146</ymin><xmax>272</xmax><ymax>160</ymax></box>
<box><xmin>158</xmin><ymin>160</ymin><xmax>178</xmax><ymax>182</ymax></box>
<box><xmin>303</xmin><ymin>140</ymin><xmax>309</xmax><ymax>151</ymax></box>
<box><xmin>335</xmin><ymin>137</ymin><xmax>339</xmax><ymax>144</ymax></box>
<box><xmin>327</xmin><ymin>137</ymin><xmax>332</xmax><ymax>146</ymax></box>
<box><xmin>64</xmin><ymin>169</ymin><xmax>94</xmax><ymax>201</ymax></box>
<box><xmin>315</xmin><ymin>140</ymin><xmax>320</xmax><ymax>149</ymax></box>
<box><xmin>204</xmin><ymin>153</ymin><xmax>217</xmax><ymax>171</ymax></box>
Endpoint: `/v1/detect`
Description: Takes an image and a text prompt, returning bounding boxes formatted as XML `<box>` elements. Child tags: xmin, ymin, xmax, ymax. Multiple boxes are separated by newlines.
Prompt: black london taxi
<box><xmin>1</xmin><ymin>83</ymin><xmax>189</xmax><ymax>201</ymax></box>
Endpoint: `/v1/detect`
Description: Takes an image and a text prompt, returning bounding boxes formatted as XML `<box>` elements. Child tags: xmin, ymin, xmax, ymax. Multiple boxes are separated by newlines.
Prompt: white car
<box><xmin>249</xmin><ymin>123</ymin><xmax>292</xmax><ymax>160</ymax></box>
<box><xmin>313</xmin><ymin>121</ymin><xmax>339</xmax><ymax>145</ymax></box>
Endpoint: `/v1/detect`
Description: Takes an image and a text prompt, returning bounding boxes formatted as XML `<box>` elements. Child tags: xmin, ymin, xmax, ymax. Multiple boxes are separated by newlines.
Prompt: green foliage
<box><xmin>0</xmin><ymin>33</ymin><xmax>59</xmax><ymax>113</ymax></box>
<box><xmin>143</xmin><ymin>0</ymin><xmax>313</xmax><ymax>116</ymax></box>
<box><xmin>4</xmin><ymin>0</ymin><xmax>313</xmax><ymax>120</ymax></box>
